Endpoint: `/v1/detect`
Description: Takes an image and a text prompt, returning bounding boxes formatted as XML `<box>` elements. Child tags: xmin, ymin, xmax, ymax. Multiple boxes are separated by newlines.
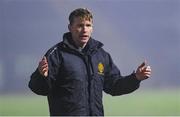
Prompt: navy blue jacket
<box><xmin>29</xmin><ymin>32</ymin><xmax>141</xmax><ymax>116</ymax></box>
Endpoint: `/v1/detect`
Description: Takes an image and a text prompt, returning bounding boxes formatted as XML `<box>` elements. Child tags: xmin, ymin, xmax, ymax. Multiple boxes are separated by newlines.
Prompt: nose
<box><xmin>82</xmin><ymin>26</ymin><xmax>87</xmax><ymax>32</ymax></box>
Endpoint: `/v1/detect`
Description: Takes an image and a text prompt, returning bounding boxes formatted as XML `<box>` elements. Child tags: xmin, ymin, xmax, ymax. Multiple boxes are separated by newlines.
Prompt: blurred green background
<box><xmin>0</xmin><ymin>89</ymin><xmax>179</xmax><ymax>116</ymax></box>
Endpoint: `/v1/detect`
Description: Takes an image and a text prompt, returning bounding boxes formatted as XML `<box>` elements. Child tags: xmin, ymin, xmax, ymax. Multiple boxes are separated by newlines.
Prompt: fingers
<box><xmin>41</xmin><ymin>64</ymin><xmax>48</xmax><ymax>72</ymax></box>
<box><xmin>143</xmin><ymin>72</ymin><xmax>151</xmax><ymax>76</ymax></box>
<box><xmin>136</xmin><ymin>61</ymin><xmax>152</xmax><ymax>80</ymax></box>
<box><xmin>40</xmin><ymin>57</ymin><xmax>47</xmax><ymax>64</ymax></box>
<box><xmin>142</xmin><ymin>66</ymin><xmax>151</xmax><ymax>78</ymax></box>
<box><xmin>38</xmin><ymin>56</ymin><xmax>48</xmax><ymax>77</ymax></box>
<box><xmin>39</xmin><ymin>57</ymin><xmax>48</xmax><ymax>69</ymax></box>
<box><xmin>142</xmin><ymin>66</ymin><xmax>151</xmax><ymax>72</ymax></box>
<box><xmin>143</xmin><ymin>73</ymin><xmax>151</xmax><ymax>79</ymax></box>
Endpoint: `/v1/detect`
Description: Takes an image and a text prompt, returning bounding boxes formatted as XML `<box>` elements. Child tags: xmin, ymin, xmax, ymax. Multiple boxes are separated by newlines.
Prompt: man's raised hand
<box><xmin>135</xmin><ymin>61</ymin><xmax>151</xmax><ymax>81</ymax></box>
<box><xmin>38</xmin><ymin>56</ymin><xmax>48</xmax><ymax>77</ymax></box>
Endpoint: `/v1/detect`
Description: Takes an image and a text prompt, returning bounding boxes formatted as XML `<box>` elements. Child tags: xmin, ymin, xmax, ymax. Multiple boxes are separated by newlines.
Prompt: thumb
<box><xmin>42</xmin><ymin>56</ymin><xmax>46</xmax><ymax>60</ymax></box>
<box><xmin>138</xmin><ymin>60</ymin><xmax>147</xmax><ymax>69</ymax></box>
<box><xmin>42</xmin><ymin>56</ymin><xmax>48</xmax><ymax>62</ymax></box>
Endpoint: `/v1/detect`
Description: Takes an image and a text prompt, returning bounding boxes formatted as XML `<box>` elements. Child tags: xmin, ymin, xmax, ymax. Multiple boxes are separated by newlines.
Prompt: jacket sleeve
<box><xmin>29</xmin><ymin>69</ymin><xmax>49</xmax><ymax>96</ymax></box>
<box><xmin>28</xmin><ymin>46</ymin><xmax>61</xmax><ymax>96</ymax></box>
<box><xmin>103</xmin><ymin>53</ymin><xmax>141</xmax><ymax>96</ymax></box>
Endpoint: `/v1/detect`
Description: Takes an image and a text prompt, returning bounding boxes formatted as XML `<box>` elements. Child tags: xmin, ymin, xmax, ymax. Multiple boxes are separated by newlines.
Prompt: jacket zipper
<box><xmin>83</xmin><ymin>54</ymin><xmax>93</xmax><ymax>115</ymax></box>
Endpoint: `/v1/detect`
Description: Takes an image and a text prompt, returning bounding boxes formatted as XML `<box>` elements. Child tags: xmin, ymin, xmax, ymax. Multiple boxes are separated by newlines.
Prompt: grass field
<box><xmin>0</xmin><ymin>89</ymin><xmax>179</xmax><ymax>116</ymax></box>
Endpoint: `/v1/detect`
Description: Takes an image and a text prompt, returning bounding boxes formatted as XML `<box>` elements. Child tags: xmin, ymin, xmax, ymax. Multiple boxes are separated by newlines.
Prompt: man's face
<box><xmin>69</xmin><ymin>17</ymin><xmax>93</xmax><ymax>48</ymax></box>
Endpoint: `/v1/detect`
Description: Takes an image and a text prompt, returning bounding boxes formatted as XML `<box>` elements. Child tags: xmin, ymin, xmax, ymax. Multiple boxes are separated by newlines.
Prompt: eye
<box><xmin>86</xmin><ymin>24</ymin><xmax>92</xmax><ymax>27</ymax></box>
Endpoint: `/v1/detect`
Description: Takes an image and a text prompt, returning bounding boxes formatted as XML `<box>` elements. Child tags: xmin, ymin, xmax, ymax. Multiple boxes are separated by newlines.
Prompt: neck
<box><xmin>78</xmin><ymin>43</ymin><xmax>86</xmax><ymax>48</ymax></box>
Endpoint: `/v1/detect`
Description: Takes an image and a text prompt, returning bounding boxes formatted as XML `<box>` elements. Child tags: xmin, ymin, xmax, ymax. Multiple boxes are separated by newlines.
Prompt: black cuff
<box><xmin>131</xmin><ymin>71</ymin><xmax>141</xmax><ymax>83</ymax></box>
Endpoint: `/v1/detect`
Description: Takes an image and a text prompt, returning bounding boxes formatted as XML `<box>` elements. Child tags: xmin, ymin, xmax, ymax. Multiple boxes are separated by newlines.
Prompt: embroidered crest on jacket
<box><xmin>98</xmin><ymin>62</ymin><xmax>104</xmax><ymax>75</ymax></box>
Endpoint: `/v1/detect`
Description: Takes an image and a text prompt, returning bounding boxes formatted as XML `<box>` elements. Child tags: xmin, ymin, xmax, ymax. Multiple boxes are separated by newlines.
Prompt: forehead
<box><xmin>72</xmin><ymin>17</ymin><xmax>93</xmax><ymax>24</ymax></box>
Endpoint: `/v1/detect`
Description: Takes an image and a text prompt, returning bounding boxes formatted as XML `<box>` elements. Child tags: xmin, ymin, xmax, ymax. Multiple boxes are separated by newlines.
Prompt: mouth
<box><xmin>80</xmin><ymin>35</ymin><xmax>89</xmax><ymax>39</ymax></box>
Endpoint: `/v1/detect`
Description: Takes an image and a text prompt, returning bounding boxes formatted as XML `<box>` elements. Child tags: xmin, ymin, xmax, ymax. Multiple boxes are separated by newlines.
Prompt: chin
<box><xmin>82</xmin><ymin>40</ymin><xmax>89</xmax><ymax>43</ymax></box>
<box><xmin>79</xmin><ymin>40</ymin><xmax>88</xmax><ymax>46</ymax></box>
<box><xmin>80</xmin><ymin>38</ymin><xmax>89</xmax><ymax>42</ymax></box>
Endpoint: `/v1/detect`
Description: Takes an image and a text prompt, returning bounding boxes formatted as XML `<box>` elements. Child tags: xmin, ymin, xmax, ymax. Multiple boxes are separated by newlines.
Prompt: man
<box><xmin>29</xmin><ymin>8</ymin><xmax>151</xmax><ymax>116</ymax></box>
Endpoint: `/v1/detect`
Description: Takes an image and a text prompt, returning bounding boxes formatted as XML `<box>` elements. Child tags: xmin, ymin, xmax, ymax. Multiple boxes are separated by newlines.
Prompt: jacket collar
<box><xmin>62</xmin><ymin>32</ymin><xmax>103</xmax><ymax>55</ymax></box>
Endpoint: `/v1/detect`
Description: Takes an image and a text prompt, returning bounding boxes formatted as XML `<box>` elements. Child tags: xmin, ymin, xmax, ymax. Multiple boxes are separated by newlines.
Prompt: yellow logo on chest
<box><xmin>98</xmin><ymin>62</ymin><xmax>104</xmax><ymax>75</ymax></box>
